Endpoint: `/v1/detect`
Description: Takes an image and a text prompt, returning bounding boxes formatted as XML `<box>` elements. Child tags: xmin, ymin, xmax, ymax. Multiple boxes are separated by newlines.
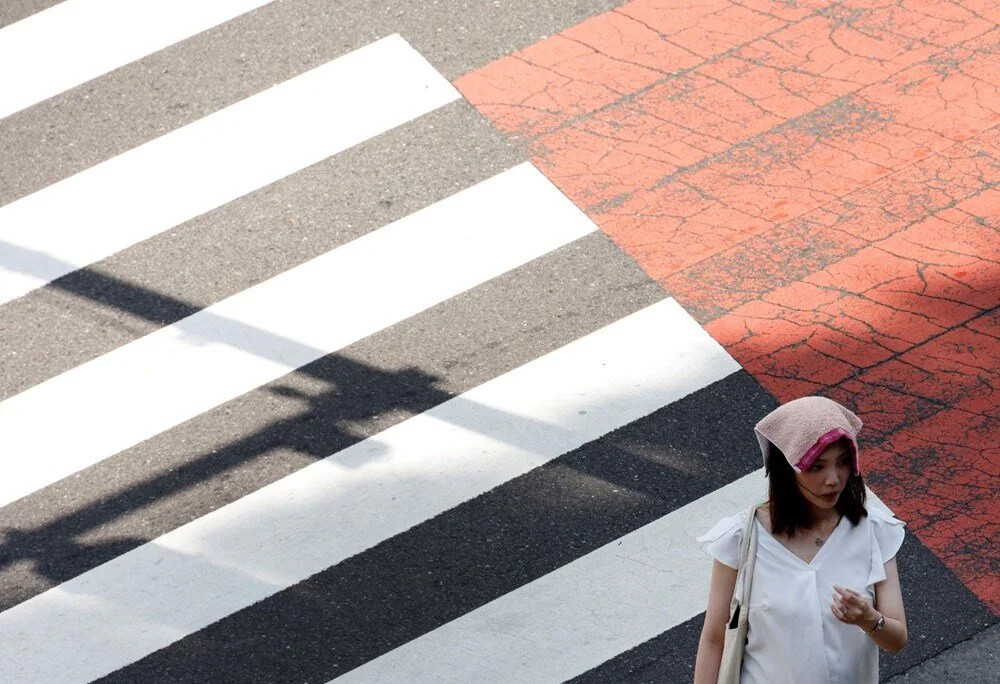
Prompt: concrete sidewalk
<box><xmin>886</xmin><ymin>623</ymin><xmax>999</xmax><ymax>683</ymax></box>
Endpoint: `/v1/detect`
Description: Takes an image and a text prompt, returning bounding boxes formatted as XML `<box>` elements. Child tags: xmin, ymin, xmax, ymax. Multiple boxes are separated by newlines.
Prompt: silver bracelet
<box><xmin>863</xmin><ymin>614</ymin><xmax>886</xmax><ymax>634</ymax></box>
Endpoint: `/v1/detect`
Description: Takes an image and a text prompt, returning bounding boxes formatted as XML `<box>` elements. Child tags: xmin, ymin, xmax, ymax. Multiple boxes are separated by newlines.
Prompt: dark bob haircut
<box><xmin>766</xmin><ymin>437</ymin><xmax>867</xmax><ymax>537</ymax></box>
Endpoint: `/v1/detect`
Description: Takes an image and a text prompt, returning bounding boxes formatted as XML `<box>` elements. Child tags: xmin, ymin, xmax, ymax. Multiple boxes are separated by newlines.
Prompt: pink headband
<box><xmin>754</xmin><ymin>396</ymin><xmax>863</xmax><ymax>476</ymax></box>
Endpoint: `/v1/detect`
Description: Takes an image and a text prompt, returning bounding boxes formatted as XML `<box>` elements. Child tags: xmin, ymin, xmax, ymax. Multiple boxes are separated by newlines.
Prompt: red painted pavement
<box><xmin>455</xmin><ymin>0</ymin><xmax>1000</xmax><ymax>614</ymax></box>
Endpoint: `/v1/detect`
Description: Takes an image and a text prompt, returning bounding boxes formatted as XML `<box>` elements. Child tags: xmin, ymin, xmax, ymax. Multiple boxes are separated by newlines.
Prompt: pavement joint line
<box><xmin>884</xmin><ymin>621</ymin><xmax>1000</xmax><ymax>683</ymax></box>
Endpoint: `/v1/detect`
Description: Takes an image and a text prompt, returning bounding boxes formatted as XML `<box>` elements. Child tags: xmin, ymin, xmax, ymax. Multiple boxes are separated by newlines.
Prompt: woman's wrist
<box><xmin>859</xmin><ymin>605</ymin><xmax>880</xmax><ymax>632</ymax></box>
<box><xmin>864</xmin><ymin>614</ymin><xmax>907</xmax><ymax>653</ymax></box>
<box><xmin>862</xmin><ymin>612</ymin><xmax>885</xmax><ymax>634</ymax></box>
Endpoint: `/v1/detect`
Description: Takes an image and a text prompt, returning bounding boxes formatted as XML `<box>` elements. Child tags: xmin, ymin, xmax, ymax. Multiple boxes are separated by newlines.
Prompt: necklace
<box><xmin>809</xmin><ymin>516</ymin><xmax>841</xmax><ymax>547</ymax></box>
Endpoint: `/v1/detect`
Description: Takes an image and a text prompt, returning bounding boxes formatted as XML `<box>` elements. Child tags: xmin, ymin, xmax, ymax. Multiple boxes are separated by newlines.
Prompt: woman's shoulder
<box><xmin>696</xmin><ymin>506</ymin><xmax>759</xmax><ymax>569</ymax></box>
<box><xmin>864</xmin><ymin>493</ymin><xmax>906</xmax><ymax>564</ymax></box>
<box><xmin>696</xmin><ymin>508</ymin><xmax>752</xmax><ymax>544</ymax></box>
<box><xmin>865</xmin><ymin>494</ymin><xmax>906</xmax><ymax>527</ymax></box>
<box><xmin>753</xmin><ymin>503</ymin><xmax>772</xmax><ymax>532</ymax></box>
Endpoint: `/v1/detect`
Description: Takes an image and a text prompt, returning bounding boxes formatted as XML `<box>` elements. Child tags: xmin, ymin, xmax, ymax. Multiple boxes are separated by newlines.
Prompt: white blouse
<box><xmin>697</xmin><ymin>498</ymin><xmax>905</xmax><ymax>684</ymax></box>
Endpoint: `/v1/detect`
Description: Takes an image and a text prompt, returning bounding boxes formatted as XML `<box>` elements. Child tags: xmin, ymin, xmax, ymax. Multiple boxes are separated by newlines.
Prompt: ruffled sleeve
<box><xmin>866</xmin><ymin>496</ymin><xmax>906</xmax><ymax>587</ymax></box>
<box><xmin>695</xmin><ymin>512</ymin><xmax>745</xmax><ymax>569</ymax></box>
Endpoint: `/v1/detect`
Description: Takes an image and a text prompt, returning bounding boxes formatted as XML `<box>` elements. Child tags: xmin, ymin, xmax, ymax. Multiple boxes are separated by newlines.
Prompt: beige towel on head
<box><xmin>754</xmin><ymin>396</ymin><xmax>863</xmax><ymax>474</ymax></box>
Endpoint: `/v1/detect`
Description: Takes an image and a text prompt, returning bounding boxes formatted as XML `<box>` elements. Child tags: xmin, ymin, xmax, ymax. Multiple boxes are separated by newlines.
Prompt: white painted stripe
<box><xmin>338</xmin><ymin>485</ymin><xmax>900</xmax><ymax>684</ymax></box>
<box><xmin>0</xmin><ymin>33</ymin><xmax>459</xmax><ymax>304</ymax></box>
<box><xmin>0</xmin><ymin>298</ymin><xmax>740</xmax><ymax>683</ymax></box>
<box><xmin>0</xmin><ymin>163</ymin><xmax>594</xmax><ymax>509</ymax></box>
<box><xmin>0</xmin><ymin>0</ymin><xmax>275</xmax><ymax>118</ymax></box>
<box><xmin>335</xmin><ymin>470</ymin><xmax>768</xmax><ymax>684</ymax></box>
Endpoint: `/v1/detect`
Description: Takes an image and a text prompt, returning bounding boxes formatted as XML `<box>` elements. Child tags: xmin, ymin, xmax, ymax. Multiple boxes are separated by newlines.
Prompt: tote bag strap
<box><xmin>729</xmin><ymin>505</ymin><xmax>760</xmax><ymax>627</ymax></box>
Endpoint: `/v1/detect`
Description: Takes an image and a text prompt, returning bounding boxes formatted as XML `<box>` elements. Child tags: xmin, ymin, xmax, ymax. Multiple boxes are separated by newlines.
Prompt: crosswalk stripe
<box><xmin>567</xmin><ymin>614</ymin><xmax>706</xmax><ymax>683</ymax></box>
<box><xmin>0</xmin><ymin>99</ymin><xmax>525</xmax><ymax>404</ymax></box>
<box><xmin>0</xmin><ymin>297</ymin><xmax>739</xmax><ymax>682</ymax></box>
<box><xmin>0</xmin><ymin>232</ymin><xmax>658</xmax><ymax>613</ymax></box>
<box><xmin>0</xmin><ymin>33</ymin><xmax>459</xmax><ymax>305</ymax></box>
<box><xmin>0</xmin><ymin>0</ymin><xmax>277</xmax><ymax>118</ymax></box>
<box><xmin>333</xmin><ymin>470</ymin><xmax>766</xmax><ymax>683</ymax></box>
<box><xmin>100</xmin><ymin>371</ymin><xmax>768</xmax><ymax>682</ymax></box>
<box><xmin>0</xmin><ymin>162</ymin><xmax>595</xmax><ymax>510</ymax></box>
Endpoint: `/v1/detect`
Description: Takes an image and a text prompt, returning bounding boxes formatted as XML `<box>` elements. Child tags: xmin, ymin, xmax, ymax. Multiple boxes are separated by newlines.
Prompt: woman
<box><xmin>693</xmin><ymin>396</ymin><xmax>908</xmax><ymax>683</ymax></box>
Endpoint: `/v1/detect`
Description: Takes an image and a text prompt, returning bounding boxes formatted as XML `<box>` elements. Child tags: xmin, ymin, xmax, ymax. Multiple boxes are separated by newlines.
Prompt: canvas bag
<box><xmin>718</xmin><ymin>506</ymin><xmax>759</xmax><ymax>684</ymax></box>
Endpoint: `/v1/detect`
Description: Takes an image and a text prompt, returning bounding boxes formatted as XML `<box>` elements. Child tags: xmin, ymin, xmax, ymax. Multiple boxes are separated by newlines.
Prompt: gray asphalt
<box><xmin>1</xmin><ymin>100</ymin><xmax>524</xmax><ymax>399</ymax></box>
<box><xmin>0</xmin><ymin>0</ymin><xmax>620</xmax><ymax>205</ymax></box>
<box><xmin>0</xmin><ymin>0</ymin><xmax>63</xmax><ymax>28</ymax></box>
<box><xmin>886</xmin><ymin>623</ymin><xmax>1000</xmax><ymax>684</ymax></box>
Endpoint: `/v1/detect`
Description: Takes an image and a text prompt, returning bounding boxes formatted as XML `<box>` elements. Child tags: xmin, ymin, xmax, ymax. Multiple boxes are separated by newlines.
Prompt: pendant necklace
<box><xmin>812</xmin><ymin>516</ymin><xmax>840</xmax><ymax>547</ymax></box>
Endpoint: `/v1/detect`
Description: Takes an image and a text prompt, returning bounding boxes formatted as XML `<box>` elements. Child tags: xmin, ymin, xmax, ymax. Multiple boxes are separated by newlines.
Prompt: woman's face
<box><xmin>794</xmin><ymin>441</ymin><xmax>852</xmax><ymax>509</ymax></box>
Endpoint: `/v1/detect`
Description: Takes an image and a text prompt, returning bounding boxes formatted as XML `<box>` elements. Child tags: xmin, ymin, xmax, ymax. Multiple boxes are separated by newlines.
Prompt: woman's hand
<box><xmin>831</xmin><ymin>584</ymin><xmax>878</xmax><ymax>629</ymax></box>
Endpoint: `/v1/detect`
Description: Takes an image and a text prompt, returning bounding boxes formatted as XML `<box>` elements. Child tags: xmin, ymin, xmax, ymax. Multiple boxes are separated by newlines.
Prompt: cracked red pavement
<box><xmin>455</xmin><ymin>0</ymin><xmax>1000</xmax><ymax>615</ymax></box>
